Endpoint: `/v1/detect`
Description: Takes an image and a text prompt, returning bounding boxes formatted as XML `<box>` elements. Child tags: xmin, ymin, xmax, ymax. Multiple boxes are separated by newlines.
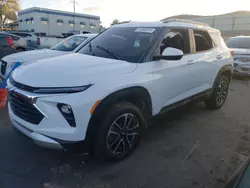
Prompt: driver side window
<box><xmin>155</xmin><ymin>28</ymin><xmax>190</xmax><ymax>56</ymax></box>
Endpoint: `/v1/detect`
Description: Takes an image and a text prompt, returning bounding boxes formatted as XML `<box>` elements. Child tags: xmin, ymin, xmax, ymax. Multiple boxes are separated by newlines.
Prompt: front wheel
<box><xmin>93</xmin><ymin>102</ymin><xmax>146</xmax><ymax>161</ymax></box>
<box><xmin>205</xmin><ymin>75</ymin><xmax>230</xmax><ymax>109</ymax></box>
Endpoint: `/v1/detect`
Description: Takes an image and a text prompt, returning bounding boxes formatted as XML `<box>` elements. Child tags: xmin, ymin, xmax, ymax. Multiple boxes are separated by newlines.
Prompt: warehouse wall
<box><xmin>163</xmin><ymin>11</ymin><xmax>250</xmax><ymax>38</ymax></box>
<box><xmin>190</xmin><ymin>12</ymin><xmax>250</xmax><ymax>37</ymax></box>
<box><xmin>18</xmin><ymin>8</ymin><xmax>101</xmax><ymax>36</ymax></box>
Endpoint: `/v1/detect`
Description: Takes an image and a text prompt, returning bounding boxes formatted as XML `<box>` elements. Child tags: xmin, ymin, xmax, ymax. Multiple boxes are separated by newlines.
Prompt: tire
<box><xmin>205</xmin><ymin>75</ymin><xmax>230</xmax><ymax>109</ymax></box>
<box><xmin>93</xmin><ymin>101</ymin><xmax>146</xmax><ymax>162</ymax></box>
<box><xmin>16</xmin><ymin>48</ymin><xmax>24</xmax><ymax>52</ymax></box>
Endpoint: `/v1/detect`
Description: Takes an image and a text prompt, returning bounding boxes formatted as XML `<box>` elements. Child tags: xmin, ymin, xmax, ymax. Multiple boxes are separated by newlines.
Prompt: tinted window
<box><xmin>12</xmin><ymin>36</ymin><xmax>20</xmax><ymax>41</ymax></box>
<box><xmin>51</xmin><ymin>36</ymin><xmax>87</xmax><ymax>51</ymax></box>
<box><xmin>226</xmin><ymin>38</ymin><xmax>250</xmax><ymax>49</ymax></box>
<box><xmin>0</xmin><ymin>36</ymin><xmax>9</xmax><ymax>46</ymax></box>
<box><xmin>157</xmin><ymin>28</ymin><xmax>190</xmax><ymax>55</ymax></box>
<box><xmin>11</xmin><ymin>33</ymin><xmax>31</xmax><ymax>37</ymax></box>
<box><xmin>194</xmin><ymin>30</ymin><xmax>214</xmax><ymax>52</ymax></box>
<box><xmin>79</xmin><ymin>27</ymin><xmax>162</xmax><ymax>63</ymax></box>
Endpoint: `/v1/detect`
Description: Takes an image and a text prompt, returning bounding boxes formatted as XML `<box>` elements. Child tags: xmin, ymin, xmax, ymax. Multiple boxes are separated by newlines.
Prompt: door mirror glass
<box><xmin>153</xmin><ymin>47</ymin><xmax>183</xmax><ymax>61</ymax></box>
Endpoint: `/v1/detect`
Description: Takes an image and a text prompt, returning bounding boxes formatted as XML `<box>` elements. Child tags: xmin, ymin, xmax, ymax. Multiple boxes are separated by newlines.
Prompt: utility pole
<box><xmin>70</xmin><ymin>0</ymin><xmax>78</xmax><ymax>31</ymax></box>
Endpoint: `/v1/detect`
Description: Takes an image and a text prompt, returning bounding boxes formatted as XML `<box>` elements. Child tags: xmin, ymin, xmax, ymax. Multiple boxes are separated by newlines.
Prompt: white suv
<box><xmin>8</xmin><ymin>20</ymin><xmax>234</xmax><ymax>161</ymax></box>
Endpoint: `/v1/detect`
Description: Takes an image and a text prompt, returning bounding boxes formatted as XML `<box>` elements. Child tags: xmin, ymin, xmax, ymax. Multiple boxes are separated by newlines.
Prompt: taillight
<box><xmin>37</xmin><ymin>37</ymin><xmax>40</xmax><ymax>45</ymax></box>
<box><xmin>230</xmin><ymin>49</ymin><xmax>234</xmax><ymax>57</ymax></box>
<box><xmin>7</xmin><ymin>37</ymin><xmax>14</xmax><ymax>48</ymax></box>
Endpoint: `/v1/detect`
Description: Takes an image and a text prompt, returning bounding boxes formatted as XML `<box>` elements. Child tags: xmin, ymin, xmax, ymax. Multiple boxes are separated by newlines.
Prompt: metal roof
<box><xmin>18</xmin><ymin>7</ymin><xmax>100</xmax><ymax>21</ymax></box>
<box><xmin>112</xmin><ymin>20</ymin><xmax>219</xmax><ymax>32</ymax></box>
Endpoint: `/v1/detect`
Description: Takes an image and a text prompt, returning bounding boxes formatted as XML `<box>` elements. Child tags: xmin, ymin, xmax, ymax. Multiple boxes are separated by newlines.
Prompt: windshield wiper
<box><xmin>96</xmin><ymin>45</ymin><xmax>120</xmax><ymax>60</ymax></box>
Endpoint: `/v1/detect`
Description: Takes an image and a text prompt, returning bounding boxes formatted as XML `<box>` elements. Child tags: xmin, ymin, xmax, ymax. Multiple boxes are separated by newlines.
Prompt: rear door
<box><xmin>189</xmin><ymin>29</ymin><xmax>219</xmax><ymax>89</ymax></box>
<box><xmin>0</xmin><ymin>36</ymin><xmax>13</xmax><ymax>58</ymax></box>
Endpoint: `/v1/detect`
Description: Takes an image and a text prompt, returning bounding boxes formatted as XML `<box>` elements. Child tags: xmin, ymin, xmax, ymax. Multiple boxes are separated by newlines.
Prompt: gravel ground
<box><xmin>1</xmin><ymin>79</ymin><xmax>250</xmax><ymax>188</ymax></box>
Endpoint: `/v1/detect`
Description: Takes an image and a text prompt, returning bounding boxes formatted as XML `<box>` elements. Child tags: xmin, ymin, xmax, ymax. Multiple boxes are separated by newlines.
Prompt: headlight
<box><xmin>33</xmin><ymin>85</ymin><xmax>93</xmax><ymax>94</ymax></box>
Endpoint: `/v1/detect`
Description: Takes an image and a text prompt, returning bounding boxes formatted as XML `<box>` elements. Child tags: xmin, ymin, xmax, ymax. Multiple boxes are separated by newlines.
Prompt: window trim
<box><xmin>149</xmin><ymin>27</ymin><xmax>192</xmax><ymax>61</ymax></box>
<box><xmin>140</xmin><ymin>27</ymin><xmax>167</xmax><ymax>63</ymax></box>
<box><xmin>191</xmin><ymin>29</ymin><xmax>217</xmax><ymax>54</ymax></box>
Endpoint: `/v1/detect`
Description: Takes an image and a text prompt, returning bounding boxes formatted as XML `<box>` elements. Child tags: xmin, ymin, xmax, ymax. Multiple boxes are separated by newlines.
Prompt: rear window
<box><xmin>51</xmin><ymin>36</ymin><xmax>87</xmax><ymax>51</ymax></box>
<box><xmin>226</xmin><ymin>38</ymin><xmax>250</xmax><ymax>49</ymax></box>
<box><xmin>193</xmin><ymin>30</ymin><xmax>214</xmax><ymax>52</ymax></box>
<box><xmin>11</xmin><ymin>33</ymin><xmax>31</xmax><ymax>37</ymax></box>
<box><xmin>11</xmin><ymin>36</ymin><xmax>20</xmax><ymax>41</ymax></box>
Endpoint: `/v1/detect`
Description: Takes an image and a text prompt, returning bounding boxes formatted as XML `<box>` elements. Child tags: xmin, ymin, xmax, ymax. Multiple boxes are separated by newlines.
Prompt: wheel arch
<box><xmin>85</xmin><ymin>86</ymin><xmax>152</xmax><ymax>151</ymax></box>
<box><xmin>213</xmin><ymin>64</ymin><xmax>233</xmax><ymax>88</ymax></box>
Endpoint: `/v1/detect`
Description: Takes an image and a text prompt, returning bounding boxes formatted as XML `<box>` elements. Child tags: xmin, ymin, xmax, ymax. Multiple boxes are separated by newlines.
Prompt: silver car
<box><xmin>8</xmin><ymin>31</ymin><xmax>40</xmax><ymax>50</ymax></box>
<box><xmin>227</xmin><ymin>36</ymin><xmax>250</xmax><ymax>76</ymax></box>
<box><xmin>0</xmin><ymin>32</ymin><xmax>30</xmax><ymax>52</ymax></box>
<box><xmin>0</xmin><ymin>33</ymin><xmax>97</xmax><ymax>80</ymax></box>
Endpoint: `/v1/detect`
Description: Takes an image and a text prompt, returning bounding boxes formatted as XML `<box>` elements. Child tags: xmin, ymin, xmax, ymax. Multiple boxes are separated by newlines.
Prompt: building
<box><xmin>162</xmin><ymin>11</ymin><xmax>250</xmax><ymax>38</ymax></box>
<box><xmin>18</xmin><ymin>7</ymin><xmax>101</xmax><ymax>36</ymax></box>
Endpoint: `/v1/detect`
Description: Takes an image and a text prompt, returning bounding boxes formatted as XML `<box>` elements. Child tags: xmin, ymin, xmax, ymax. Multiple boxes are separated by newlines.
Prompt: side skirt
<box><xmin>158</xmin><ymin>89</ymin><xmax>212</xmax><ymax>116</ymax></box>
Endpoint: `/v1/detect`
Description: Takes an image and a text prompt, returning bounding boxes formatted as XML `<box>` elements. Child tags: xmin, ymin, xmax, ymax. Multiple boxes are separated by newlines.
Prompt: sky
<box><xmin>20</xmin><ymin>0</ymin><xmax>250</xmax><ymax>27</ymax></box>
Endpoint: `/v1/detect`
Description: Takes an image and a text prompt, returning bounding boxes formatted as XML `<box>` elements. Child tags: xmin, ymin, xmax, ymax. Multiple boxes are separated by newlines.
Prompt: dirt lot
<box><xmin>1</xmin><ymin>79</ymin><xmax>250</xmax><ymax>188</ymax></box>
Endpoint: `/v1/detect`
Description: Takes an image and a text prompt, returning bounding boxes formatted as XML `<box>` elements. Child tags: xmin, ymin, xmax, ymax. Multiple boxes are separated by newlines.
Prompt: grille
<box><xmin>241</xmin><ymin>67</ymin><xmax>250</xmax><ymax>71</ymax></box>
<box><xmin>1</xmin><ymin>60</ymin><xmax>7</xmax><ymax>75</ymax></box>
<box><xmin>234</xmin><ymin>63</ymin><xmax>239</xmax><ymax>67</ymax></box>
<box><xmin>9</xmin><ymin>91</ymin><xmax>44</xmax><ymax>125</ymax></box>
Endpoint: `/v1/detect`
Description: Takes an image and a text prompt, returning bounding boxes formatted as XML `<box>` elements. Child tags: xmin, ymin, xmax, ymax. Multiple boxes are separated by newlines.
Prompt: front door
<box><xmin>152</xmin><ymin>28</ymin><xmax>200</xmax><ymax>110</ymax></box>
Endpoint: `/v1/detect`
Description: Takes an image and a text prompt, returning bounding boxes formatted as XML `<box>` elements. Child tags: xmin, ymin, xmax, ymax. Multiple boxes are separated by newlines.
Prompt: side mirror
<box><xmin>153</xmin><ymin>47</ymin><xmax>184</xmax><ymax>61</ymax></box>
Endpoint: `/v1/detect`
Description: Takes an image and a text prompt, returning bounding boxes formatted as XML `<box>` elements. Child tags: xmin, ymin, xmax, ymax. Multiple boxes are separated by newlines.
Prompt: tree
<box><xmin>0</xmin><ymin>0</ymin><xmax>20</xmax><ymax>27</ymax></box>
<box><xmin>111</xmin><ymin>19</ymin><xmax>119</xmax><ymax>25</ymax></box>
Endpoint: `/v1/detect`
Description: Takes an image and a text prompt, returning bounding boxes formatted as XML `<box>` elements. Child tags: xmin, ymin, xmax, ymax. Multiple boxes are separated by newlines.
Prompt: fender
<box><xmin>84</xmin><ymin>86</ymin><xmax>152</xmax><ymax>151</ymax></box>
<box><xmin>213</xmin><ymin>64</ymin><xmax>233</xmax><ymax>89</ymax></box>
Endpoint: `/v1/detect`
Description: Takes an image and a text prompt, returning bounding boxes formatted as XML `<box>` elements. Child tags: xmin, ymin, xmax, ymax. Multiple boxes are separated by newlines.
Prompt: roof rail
<box><xmin>163</xmin><ymin>19</ymin><xmax>209</xmax><ymax>26</ymax></box>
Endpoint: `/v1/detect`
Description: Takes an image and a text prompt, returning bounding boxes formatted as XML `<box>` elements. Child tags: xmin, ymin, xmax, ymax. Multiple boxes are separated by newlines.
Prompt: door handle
<box><xmin>216</xmin><ymin>54</ymin><xmax>223</xmax><ymax>59</ymax></box>
<box><xmin>186</xmin><ymin>60</ymin><xmax>194</xmax><ymax>65</ymax></box>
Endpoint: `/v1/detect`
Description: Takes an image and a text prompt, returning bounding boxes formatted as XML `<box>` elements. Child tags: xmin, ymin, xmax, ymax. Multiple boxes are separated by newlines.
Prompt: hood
<box><xmin>231</xmin><ymin>48</ymin><xmax>250</xmax><ymax>55</ymax></box>
<box><xmin>2</xmin><ymin>49</ymin><xmax>69</xmax><ymax>64</ymax></box>
<box><xmin>12</xmin><ymin>53</ymin><xmax>137</xmax><ymax>87</ymax></box>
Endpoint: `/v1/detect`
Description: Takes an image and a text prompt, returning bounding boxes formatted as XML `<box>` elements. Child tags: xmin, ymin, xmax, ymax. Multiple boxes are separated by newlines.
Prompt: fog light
<box><xmin>61</xmin><ymin>105</ymin><xmax>72</xmax><ymax>114</ymax></box>
<box><xmin>57</xmin><ymin>103</ymin><xmax>76</xmax><ymax>127</ymax></box>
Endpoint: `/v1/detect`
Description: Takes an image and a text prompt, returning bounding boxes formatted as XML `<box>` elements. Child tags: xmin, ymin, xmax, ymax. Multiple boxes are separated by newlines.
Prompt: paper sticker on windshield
<box><xmin>135</xmin><ymin>28</ymin><xmax>155</xmax><ymax>33</ymax></box>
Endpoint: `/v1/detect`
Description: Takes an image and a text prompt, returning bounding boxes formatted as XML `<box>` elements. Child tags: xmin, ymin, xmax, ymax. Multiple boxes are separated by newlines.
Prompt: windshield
<box><xmin>79</xmin><ymin>27</ymin><xmax>162</xmax><ymax>62</ymax></box>
<box><xmin>226</xmin><ymin>38</ymin><xmax>250</xmax><ymax>49</ymax></box>
<box><xmin>51</xmin><ymin>35</ymin><xmax>87</xmax><ymax>51</ymax></box>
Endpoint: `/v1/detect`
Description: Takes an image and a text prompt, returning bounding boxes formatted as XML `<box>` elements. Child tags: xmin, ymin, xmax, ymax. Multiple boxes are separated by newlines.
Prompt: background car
<box><xmin>0</xmin><ymin>34</ymin><xmax>16</xmax><ymax>59</ymax></box>
<box><xmin>0</xmin><ymin>33</ymin><xmax>97</xmax><ymax>80</ymax></box>
<box><xmin>226</xmin><ymin>36</ymin><xmax>250</xmax><ymax>76</ymax></box>
<box><xmin>0</xmin><ymin>32</ymin><xmax>30</xmax><ymax>52</ymax></box>
<box><xmin>7</xmin><ymin>31</ymin><xmax>40</xmax><ymax>49</ymax></box>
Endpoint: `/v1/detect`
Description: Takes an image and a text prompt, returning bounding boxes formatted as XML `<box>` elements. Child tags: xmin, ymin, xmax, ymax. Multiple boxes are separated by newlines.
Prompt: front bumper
<box><xmin>233</xmin><ymin>70</ymin><xmax>250</xmax><ymax>77</ymax></box>
<box><xmin>234</xmin><ymin>65</ymin><xmax>250</xmax><ymax>76</ymax></box>
<box><xmin>10</xmin><ymin>115</ymin><xmax>63</xmax><ymax>150</ymax></box>
<box><xmin>7</xmin><ymin>84</ymin><xmax>99</xmax><ymax>152</ymax></box>
<box><xmin>233</xmin><ymin>59</ymin><xmax>250</xmax><ymax>76</ymax></box>
<box><xmin>9</xmin><ymin>106</ymin><xmax>91</xmax><ymax>153</ymax></box>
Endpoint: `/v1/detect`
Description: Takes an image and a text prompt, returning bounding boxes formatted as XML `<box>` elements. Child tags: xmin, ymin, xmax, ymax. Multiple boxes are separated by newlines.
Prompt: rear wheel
<box><xmin>93</xmin><ymin>102</ymin><xmax>145</xmax><ymax>161</ymax></box>
<box><xmin>205</xmin><ymin>75</ymin><xmax>230</xmax><ymax>109</ymax></box>
<box><xmin>16</xmin><ymin>48</ymin><xmax>24</xmax><ymax>52</ymax></box>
